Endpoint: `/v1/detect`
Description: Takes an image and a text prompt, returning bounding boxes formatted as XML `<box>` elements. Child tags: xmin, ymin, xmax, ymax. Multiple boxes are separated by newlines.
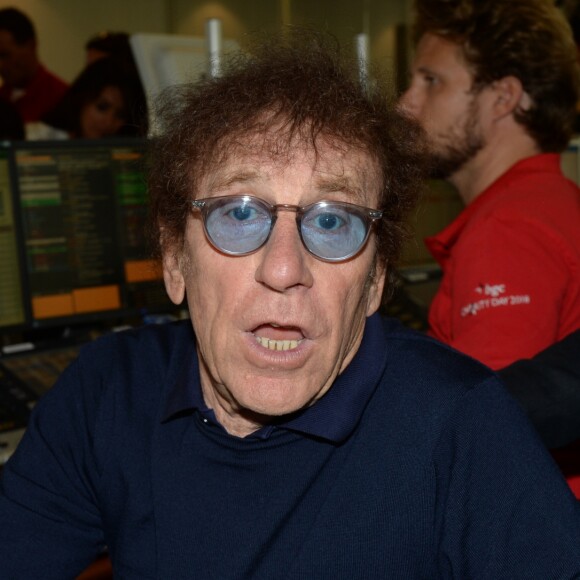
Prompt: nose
<box><xmin>254</xmin><ymin>212</ymin><xmax>314</xmax><ymax>292</ymax></box>
<box><xmin>398</xmin><ymin>84</ymin><xmax>419</xmax><ymax>118</ymax></box>
<box><xmin>103</xmin><ymin>112</ymin><xmax>124</xmax><ymax>136</ymax></box>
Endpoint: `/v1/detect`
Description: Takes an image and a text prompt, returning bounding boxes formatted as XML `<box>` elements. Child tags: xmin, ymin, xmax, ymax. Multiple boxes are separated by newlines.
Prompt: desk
<box><xmin>76</xmin><ymin>554</ymin><xmax>113</xmax><ymax>579</ymax></box>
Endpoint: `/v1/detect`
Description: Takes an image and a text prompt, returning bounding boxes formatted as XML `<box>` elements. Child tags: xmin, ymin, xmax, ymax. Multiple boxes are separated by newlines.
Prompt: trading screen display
<box><xmin>0</xmin><ymin>147</ymin><xmax>26</xmax><ymax>329</ymax></box>
<box><xmin>11</xmin><ymin>139</ymin><xmax>172</xmax><ymax>327</ymax></box>
<box><xmin>110</xmin><ymin>144</ymin><xmax>169</xmax><ymax>313</ymax></box>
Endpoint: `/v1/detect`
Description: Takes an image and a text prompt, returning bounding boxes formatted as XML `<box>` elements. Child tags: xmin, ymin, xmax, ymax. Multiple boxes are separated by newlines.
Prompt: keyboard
<box><xmin>0</xmin><ymin>344</ymin><xmax>81</xmax><ymax>398</ymax></box>
<box><xmin>0</xmin><ymin>366</ymin><xmax>35</xmax><ymax>433</ymax></box>
<box><xmin>0</xmin><ymin>344</ymin><xmax>81</xmax><ymax>465</ymax></box>
<box><xmin>0</xmin><ymin>428</ymin><xmax>26</xmax><ymax>465</ymax></box>
<box><xmin>398</xmin><ymin>263</ymin><xmax>442</xmax><ymax>284</ymax></box>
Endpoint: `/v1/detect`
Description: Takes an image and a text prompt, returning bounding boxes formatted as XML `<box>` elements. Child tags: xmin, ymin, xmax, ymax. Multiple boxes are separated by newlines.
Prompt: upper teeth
<box><xmin>255</xmin><ymin>336</ymin><xmax>301</xmax><ymax>351</ymax></box>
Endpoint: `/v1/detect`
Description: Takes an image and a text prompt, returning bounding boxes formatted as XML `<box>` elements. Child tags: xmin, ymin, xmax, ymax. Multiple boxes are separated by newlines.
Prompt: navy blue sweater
<box><xmin>1</xmin><ymin>315</ymin><xmax>579</xmax><ymax>578</ymax></box>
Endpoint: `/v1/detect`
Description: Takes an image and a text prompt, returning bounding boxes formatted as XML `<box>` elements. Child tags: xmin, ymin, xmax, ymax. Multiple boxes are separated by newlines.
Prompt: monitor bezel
<box><xmin>7</xmin><ymin>137</ymin><xmax>181</xmax><ymax>332</ymax></box>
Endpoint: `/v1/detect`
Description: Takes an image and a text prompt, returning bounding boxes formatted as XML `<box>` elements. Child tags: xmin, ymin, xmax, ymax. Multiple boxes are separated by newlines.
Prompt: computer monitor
<box><xmin>0</xmin><ymin>143</ymin><xmax>27</xmax><ymax>330</ymax></box>
<box><xmin>401</xmin><ymin>179</ymin><xmax>463</xmax><ymax>267</ymax></box>
<box><xmin>129</xmin><ymin>31</ymin><xmax>239</xmax><ymax>134</ymax></box>
<box><xmin>9</xmin><ymin>138</ymin><xmax>177</xmax><ymax>329</ymax></box>
<box><xmin>392</xmin><ymin>179</ymin><xmax>463</xmax><ymax>317</ymax></box>
<box><xmin>561</xmin><ymin>136</ymin><xmax>580</xmax><ymax>185</ymax></box>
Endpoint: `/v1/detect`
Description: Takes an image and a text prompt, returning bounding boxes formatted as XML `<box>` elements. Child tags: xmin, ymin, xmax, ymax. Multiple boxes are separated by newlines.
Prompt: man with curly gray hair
<box><xmin>1</xmin><ymin>29</ymin><xmax>579</xmax><ymax>578</ymax></box>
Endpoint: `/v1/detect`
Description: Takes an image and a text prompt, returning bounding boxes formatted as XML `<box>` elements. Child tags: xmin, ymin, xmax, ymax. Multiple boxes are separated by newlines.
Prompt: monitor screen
<box><xmin>9</xmin><ymin>138</ymin><xmax>176</xmax><ymax>328</ymax></box>
<box><xmin>0</xmin><ymin>144</ymin><xmax>27</xmax><ymax>329</ymax></box>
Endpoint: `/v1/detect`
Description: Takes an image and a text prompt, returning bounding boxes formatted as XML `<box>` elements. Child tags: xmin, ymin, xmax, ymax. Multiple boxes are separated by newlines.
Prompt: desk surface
<box><xmin>76</xmin><ymin>555</ymin><xmax>113</xmax><ymax>580</ymax></box>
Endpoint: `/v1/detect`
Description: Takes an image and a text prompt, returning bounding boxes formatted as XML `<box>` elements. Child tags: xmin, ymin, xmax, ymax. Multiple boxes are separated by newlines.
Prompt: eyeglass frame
<box><xmin>190</xmin><ymin>194</ymin><xmax>384</xmax><ymax>263</ymax></box>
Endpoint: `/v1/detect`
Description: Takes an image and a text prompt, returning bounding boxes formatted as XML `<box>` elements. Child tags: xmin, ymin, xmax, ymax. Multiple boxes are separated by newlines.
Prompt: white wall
<box><xmin>2</xmin><ymin>0</ymin><xmax>410</xmax><ymax>87</ymax></box>
<box><xmin>167</xmin><ymin>0</ymin><xmax>410</xmax><ymax>94</ymax></box>
<box><xmin>168</xmin><ymin>0</ymin><xmax>409</xmax><ymax>55</ymax></box>
<box><xmin>166</xmin><ymin>0</ymin><xmax>280</xmax><ymax>40</ymax></box>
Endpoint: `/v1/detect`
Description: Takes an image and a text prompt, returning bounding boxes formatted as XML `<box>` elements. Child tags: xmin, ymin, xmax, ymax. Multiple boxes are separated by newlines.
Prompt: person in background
<box><xmin>1</xmin><ymin>30</ymin><xmax>579</xmax><ymax>578</ymax></box>
<box><xmin>0</xmin><ymin>7</ymin><xmax>68</xmax><ymax>123</ymax></box>
<box><xmin>83</xmin><ymin>30</ymin><xmax>148</xmax><ymax>136</ymax></box>
<box><xmin>0</xmin><ymin>98</ymin><xmax>24</xmax><ymax>140</ymax></box>
<box><xmin>85</xmin><ymin>31</ymin><xmax>134</xmax><ymax>68</ymax></box>
<box><xmin>400</xmin><ymin>0</ymin><xmax>580</xmax><ymax>499</ymax></box>
<box><xmin>500</xmin><ymin>326</ymin><xmax>580</xmax><ymax>495</ymax></box>
<box><xmin>399</xmin><ymin>0</ymin><xmax>580</xmax><ymax>371</ymax></box>
<box><xmin>500</xmin><ymin>328</ymin><xmax>580</xmax><ymax>450</ymax></box>
<box><xmin>27</xmin><ymin>57</ymin><xmax>147</xmax><ymax>140</ymax></box>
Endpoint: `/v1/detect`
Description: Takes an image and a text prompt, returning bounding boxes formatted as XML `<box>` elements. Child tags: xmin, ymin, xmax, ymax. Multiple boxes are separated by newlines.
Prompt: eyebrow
<box><xmin>314</xmin><ymin>175</ymin><xmax>367</xmax><ymax>202</ymax></box>
<box><xmin>415</xmin><ymin>64</ymin><xmax>438</xmax><ymax>76</ymax></box>
<box><xmin>205</xmin><ymin>169</ymin><xmax>265</xmax><ymax>193</ymax></box>
<box><xmin>204</xmin><ymin>167</ymin><xmax>368</xmax><ymax>203</ymax></box>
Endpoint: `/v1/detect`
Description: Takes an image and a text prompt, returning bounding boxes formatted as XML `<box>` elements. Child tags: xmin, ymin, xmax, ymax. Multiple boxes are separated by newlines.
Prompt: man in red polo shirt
<box><xmin>0</xmin><ymin>8</ymin><xmax>68</xmax><ymax>123</ymax></box>
<box><xmin>400</xmin><ymin>0</ymin><xmax>580</xmax><ymax>371</ymax></box>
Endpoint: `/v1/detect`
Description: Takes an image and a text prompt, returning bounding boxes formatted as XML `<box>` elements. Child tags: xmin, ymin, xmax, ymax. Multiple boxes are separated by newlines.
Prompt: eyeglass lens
<box><xmin>200</xmin><ymin>196</ymin><xmax>375</xmax><ymax>261</ymax></box>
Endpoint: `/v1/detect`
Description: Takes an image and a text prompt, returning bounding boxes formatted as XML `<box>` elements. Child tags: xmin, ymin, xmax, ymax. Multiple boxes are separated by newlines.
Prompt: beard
<box><xmin>426</xmin><ymin>98</ymin><xmax>485</xmax><ymax>180</ymax></box>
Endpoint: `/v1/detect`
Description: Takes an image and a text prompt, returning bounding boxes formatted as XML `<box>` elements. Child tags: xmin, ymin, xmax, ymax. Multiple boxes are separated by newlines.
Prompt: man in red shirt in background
<box><xmin>399</xmin><ymin>0</ymin><xmax>580</xmax><ymax>372</ymax></box>
<box><xmin>400</xmin><ymin>0</ymin><xmax>580</xmax><ymax>498</ymax></box>
<box><xmin>0</xmin><ymin>7</ymin><xmax>68</xmax><ymax>123</ymax></box>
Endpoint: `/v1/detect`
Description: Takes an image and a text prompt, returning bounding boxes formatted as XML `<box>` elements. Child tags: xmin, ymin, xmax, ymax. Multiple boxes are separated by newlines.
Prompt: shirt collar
<box><xmin>425</xmin><ymin>153</ymin><xmax>561</xmax><ymax>264</ymax></box>
<box><xmin>162</xmin><ymin>313</ymin><xmax>390</xmax><ymax>443</ymax></box>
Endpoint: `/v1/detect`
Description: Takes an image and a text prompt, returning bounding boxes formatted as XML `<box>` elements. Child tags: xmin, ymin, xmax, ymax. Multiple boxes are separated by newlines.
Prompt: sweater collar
<box><xmin>162</xmin><ymin>313</ymin><xmax>390</xmax><ymax>443</ymax></box>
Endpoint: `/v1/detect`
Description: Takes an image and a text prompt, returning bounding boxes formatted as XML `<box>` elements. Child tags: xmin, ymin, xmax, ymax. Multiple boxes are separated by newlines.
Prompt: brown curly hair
<box><xmin>413</xmin><ymin>0</ymin><xmax>580</xmax><ymax>152</ymax></box>
<box><xmin>148</xmin><ymin>29</ymin><xmax>426</xmax><ymax>297</ymax></box>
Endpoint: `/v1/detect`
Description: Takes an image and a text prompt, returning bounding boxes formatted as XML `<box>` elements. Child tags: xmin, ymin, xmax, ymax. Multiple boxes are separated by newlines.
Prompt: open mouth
<box><xmin>252</xmin><ymin>323</ymin><xmax>305</xmax><ymax>351</ymax></box>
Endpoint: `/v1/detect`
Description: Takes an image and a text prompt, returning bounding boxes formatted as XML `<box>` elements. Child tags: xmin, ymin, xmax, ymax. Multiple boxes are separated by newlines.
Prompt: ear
<box><xmin>366</xmin><ymin>260</ymin><xmax>387</xmax><ymax>317</ymax></box>
<box><xmin>162</xmin><ymin>246</ymin><xmax>186</xmax><ymax>305</ymax></box>
<box><xmin>490</xmin><ymin>76</ymin><xmax>528</xmax><ymax>119</ymax></box>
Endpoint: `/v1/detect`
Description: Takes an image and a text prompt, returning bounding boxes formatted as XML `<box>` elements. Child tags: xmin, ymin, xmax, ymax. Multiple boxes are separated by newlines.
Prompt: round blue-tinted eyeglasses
<box><xmin>191</xmin><ymin>195</ymin><xmax>383</xmax><ymax>262</ymax></box>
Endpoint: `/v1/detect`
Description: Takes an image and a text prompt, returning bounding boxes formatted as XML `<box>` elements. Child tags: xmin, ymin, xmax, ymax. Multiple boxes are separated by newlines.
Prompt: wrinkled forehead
<box><xmin>194</xmin><ymin>127</ymin><xmax>383</xmax><ymax>207</ymax></box>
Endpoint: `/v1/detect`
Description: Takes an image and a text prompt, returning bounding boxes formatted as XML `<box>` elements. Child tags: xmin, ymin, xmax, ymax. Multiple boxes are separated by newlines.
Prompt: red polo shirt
<box><xmin>426</xmin><ymin>154</ymin><xmax>580</xmax><ymax>370</ymax></box>
<box><xmin>0</xmin><ymin>64</ymin><xmax>68</xmax><ymax>123</ymax></box>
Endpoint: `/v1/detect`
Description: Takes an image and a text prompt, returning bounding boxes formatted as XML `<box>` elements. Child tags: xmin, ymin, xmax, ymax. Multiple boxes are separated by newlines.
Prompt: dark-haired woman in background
<box><xmin>27</xmin><ymin>56</ymin><xmax>147</xmax><ymax>140</ymax></box>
